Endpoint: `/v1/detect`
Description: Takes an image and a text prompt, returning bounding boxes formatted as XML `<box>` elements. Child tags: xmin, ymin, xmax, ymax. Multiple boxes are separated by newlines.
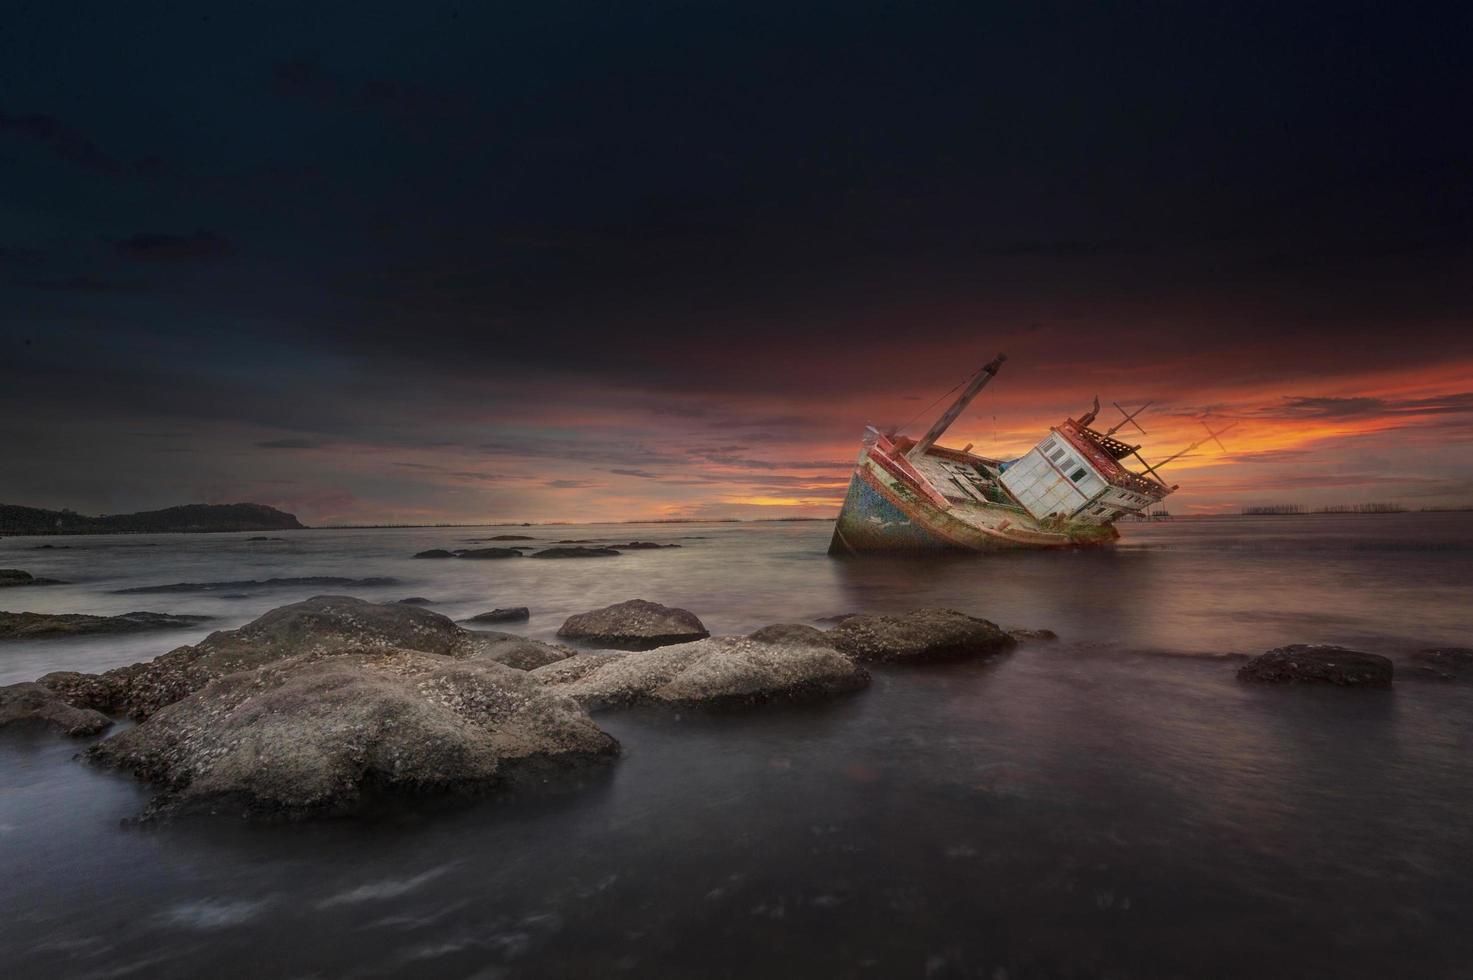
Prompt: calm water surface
<box><xmin>2</xmin><ymin>515</ymin><xmax>1472</xmax><ymax>977</ymax></box>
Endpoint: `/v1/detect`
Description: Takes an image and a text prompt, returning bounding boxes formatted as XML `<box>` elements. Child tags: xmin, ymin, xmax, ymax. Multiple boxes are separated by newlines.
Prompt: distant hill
<box><xmin>0</xmin><ymin>503</ymin><xmax>306</xmax><ymax>536</ymax></box>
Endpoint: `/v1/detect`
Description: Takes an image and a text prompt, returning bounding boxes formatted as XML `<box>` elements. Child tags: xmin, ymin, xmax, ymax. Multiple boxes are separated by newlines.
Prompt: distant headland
<box><xmin>0</xmin><ymin>503</ymin><xmax>305</xmax><ymax>536</ymax></box>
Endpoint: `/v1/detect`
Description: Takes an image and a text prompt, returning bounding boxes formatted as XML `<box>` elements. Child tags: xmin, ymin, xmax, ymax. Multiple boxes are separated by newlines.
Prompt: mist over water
<box><xmin>3</xmin><ymin>515</ymin><xmax>1472</xmax><ymax>977</ymax></box>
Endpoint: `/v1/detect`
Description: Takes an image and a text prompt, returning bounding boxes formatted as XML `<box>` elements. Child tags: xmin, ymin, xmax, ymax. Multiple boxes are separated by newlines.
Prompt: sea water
<box><xmin>2</xmin><ymin>515</ymin><xmax>1471</xmax><ymax>977</ymax></box>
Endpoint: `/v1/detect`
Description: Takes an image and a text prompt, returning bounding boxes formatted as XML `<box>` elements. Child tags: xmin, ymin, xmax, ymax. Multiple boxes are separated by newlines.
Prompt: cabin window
<box><xmin>1048</xmin><ymin>448</ymin><xmax>1066</xmax><ymax>463</ymax></box>
<box><xmin>1041</xmin><ymin>439</ymin><xmax>1056</xmax><ymax>453</ymax></box>
<box><xmin>1069</xmin><ymin>467</ymin><xmax>1088</xmax><ymax>482</ymax></box>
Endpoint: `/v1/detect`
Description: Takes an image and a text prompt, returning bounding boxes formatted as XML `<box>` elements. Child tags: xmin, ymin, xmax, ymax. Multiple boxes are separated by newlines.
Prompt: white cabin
<box><xmin>999</xmin><ymin>427</ymin><xmax>1165</xmax><ymax>524</ymax></box>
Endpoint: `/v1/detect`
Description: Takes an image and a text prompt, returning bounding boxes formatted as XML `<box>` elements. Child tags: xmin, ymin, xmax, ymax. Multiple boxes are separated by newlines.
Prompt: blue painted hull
<box><xmin>828</xmin><ymin>471</ymin><xmax>962</xmax><ymax>555</ymax></box>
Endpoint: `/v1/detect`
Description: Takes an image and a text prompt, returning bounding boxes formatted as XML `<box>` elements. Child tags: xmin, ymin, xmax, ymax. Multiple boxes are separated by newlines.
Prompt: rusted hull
<box><xmin>828</xmin><ymin>436</ymin><xmax>1119</xmax><ymax>556</ymax></box>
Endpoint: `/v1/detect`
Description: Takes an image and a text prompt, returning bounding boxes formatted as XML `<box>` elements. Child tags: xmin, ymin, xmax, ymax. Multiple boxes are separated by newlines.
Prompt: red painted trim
<box><xmin>866</xmin><ymin>446</ymin><xmax>953</xmax><ymax>510</ymax></box>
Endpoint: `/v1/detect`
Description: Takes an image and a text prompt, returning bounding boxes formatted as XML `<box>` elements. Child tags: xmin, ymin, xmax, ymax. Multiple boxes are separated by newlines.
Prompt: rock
<box><xmin>88</xmin><ymin>648</ymin><xmax>617</xmax><ymax>820</ymax></box>
<box><xmin>457</xmin><ymin>547</ymin><xmax>524</xmax><ymax>560</ymax></box>
<box><xmin>60</xmin><ymin>596</ymin><xmax>564</xmax><ymax>720</ymax></box>
<box><xmin>815</xmin><ymin>613</ymin><xmax>859</xmax><ymax>625</ymax></box>
<box><xmin>476</xmin><ymin>636</ymin><xmax>572</xmax><ymax>670</ymax></box>
<box><xmin>555</xmin><ymin>539</ymin><xmax>598</xmax><ymax>544</ymax></box>
<box><xmin>0</xmin><ymin>682</ymin><xmax>112</xmax><ymax>736</ymax></box>
<box><xmin>245</xmin><ymin>536</ymin><xmax>284</xmax><ymax>542</ymax></box>
<box><xmin>1237</xmin><ymin>644</ymin><xmax>1394</xmax><ymax>687</ymax></box>
<box><xmin>479</xmin><ymin>534</ymin><xmax>536</xmax><ymax>541</ymax></box>
<box><xmin>465</xmin><ymin>607</ymin><xmax>530</xmax><ymax>624</ymax></box>
<box><xmin>36</xmin><ymin>670</ymin><xmax>123</xmax><ymax>712</ymax></box>
<box><xmin>1407</xmin><ymin>647</ymin><xmax>1473</xmax><ymax>682</ymax></box>
<box><xmin>0</xmin><ymin>569</ymin><xmax>67</xmax><ymax>587</ymax></box>
<box><xmin>413</xmin><ymin>549</ymin><xmax>456</xmax><ymax>559</ymax></box>
<box><xmin>395</xmin><ymin>597</ymin><xmax>435</xmax><ymax>606</ymax></box>
<box><xmin>529</xmin><ymin>547</ymin><xmax>621</xmax><ymax>559</ymax></box>
<box><xmin>116</xmin><ymin>576</ymin><xmax>397</xmax><ymax>594</ymax></box>
<box><xmin>556</xmin><ymin>599</ymin><xmax>710</xmax><ymax>650</ymax></box>
<box><xmin>532</xmin><ymin>633</ymin><xmax>869</xmax><ymax>710</ymax></box>
<box><xmin>31</xmin><ymin>544</ymin><xmax>69</xmax><ymax>550</ymax></box>
<box><xmin>828</xmin><ymin>608</ymin><xmax>1016</xmax><ymax>663</ymax></box>
<box><xmin>748</xmin><ymin>623</ymin><xmax>835</xmax><ymax>647</ymax></box>
<box><xmin>1007</xmin><ymin>628</ymin><xmax>1059</xmax><ymax>643</ymax></box>
<box><xmin>0</xmin><ymin>610</ymin><xmax>212</xmax><ymax>640</ymax></box>
<box><xmin>609</xmin><ymin>541</ymin><xmax>681</xmax><ymax>550</ymax></box>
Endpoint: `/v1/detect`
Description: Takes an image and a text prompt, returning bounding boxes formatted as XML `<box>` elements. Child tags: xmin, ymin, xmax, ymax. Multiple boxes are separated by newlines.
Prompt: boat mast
<box><xmin>907</xmin><ymin>354</ymin><xmax>1007</xmax><ymax>459</ymax></box>
<box><xmin>1132</xmin><ymin>421</ymin><xmax>1238</xmax><ymax>486</ymax></box>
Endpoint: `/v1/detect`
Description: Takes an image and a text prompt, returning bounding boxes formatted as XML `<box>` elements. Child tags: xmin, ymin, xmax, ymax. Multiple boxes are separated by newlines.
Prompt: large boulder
<box><xmin>0</xmin><ymin>569</ymin><xmax>66</xmax><ymax>587</ymax></box>
<box><xmin>413</xmin><ymin>549</ymin><xmax>456</xmax><ymax>559</ymax></box>
<box><xmin>36</xmin><ymin>671</ymin><xmax>123</xmax><ymax>712</ymax></box>
<box><xmin>828</xmin><ymin>608</ymin><xmax>1016</xmax><ymax>663</ymax></box>
<box><xmin>465</xmin><ymin>607</ymin><xmax>530</xmax><ymax>624</ymax></box>
<box><xmin>89</xmin><ymin>648</ymin><xmax>617</xmax><ymax>820</ymax></box>
<box><xmin>52</xmin><ymin>596</ymin><xmax>568</xmax><ymax>721</ymax></box>
<box><xmin>116</xmin><ymin>576</ymin><xmax>396</xmax><ymax>595</ymax></box>
<box><xmin>556</xmin><ymin>599</ymin><xmax>710</xmax><ymax>650</ymax></box>
<box><xmin>1407</xmin><ymin>648</ymin><xmax>1473</xmax><ymax>682</ymax></box>
<box><xmin>476</xmin><ymin>635</ymin><xmax>573</xmax><ymax>671</ymax></box>
<box><xmin>0</xmin><ymin>682</ymin><xmax>112</xmax><ymax>736</ymax></box>
<box><xmin>457</xmin><ymin>548</ymin><xmax>523</xmax><ymax>560</ymax></box>
<box><xmin>532</xmin><ymin>633</ymin><xmax>869</xmax><ymax>710</ymax></box>
<box><xmin>1237</xmin><ymin>645</ymin><xmax>1394</xmax><ymax>687</ymax></box>
<box><xmin>748</xmin><ymin>623</ymin><xmax>835</xmax><ymax>647</ymax></box>
<box><xmin>0</xmin><ymin>610</ymin><xmax>211</xmax><ymax>640</ymax></box>
<box><xmin>530</xmin><ymin>547</ymin><xmax>621</xmax><ymax>559</ymax></box>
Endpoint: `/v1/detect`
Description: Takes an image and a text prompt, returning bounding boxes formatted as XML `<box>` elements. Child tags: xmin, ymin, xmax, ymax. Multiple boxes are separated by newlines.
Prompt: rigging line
<box><xmin>896</xmin><ymin>372</ymin><xmax>973</xmax><ymax>434</ymax></box>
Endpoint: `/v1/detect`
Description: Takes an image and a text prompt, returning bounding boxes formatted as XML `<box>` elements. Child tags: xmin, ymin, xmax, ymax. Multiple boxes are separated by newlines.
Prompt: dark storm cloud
<box><xmin>979</xmin><ymin>240</ymin><xmax>1150</xmax><ymax>258</ymax></box>
<box><xmin>703</xmin><ymin>415</ymin><xmax>810</xmax><ymax>431</ymax></box>
<box><xmin>1276</xmin><ymin>397</ymin><xmax>1388</xmax><ymax>419</ymax></box>
<box><xmin>257</xmin><ymin>438</ymin><xmax>320</xmax><ymax>449</ymax></box>
<box><xmin>1222</xmin><ymin>449</ymin><xmax>1314</xmax><ymax>465</ymax></box>
<box><xmin>686</xmin><ymin>449</ymin><xmax>849</xmax><ymax>471</ymax></box>
<box><xmin>392</xmin><ymin>462</ymin><xmax>501</xmax><ymax>481</ymax></box>
<box><xmin>480</xmin><ymin>438</ymin><xmax>683</xmax><ymax>466</ymax></box>
<box><xmin>5</xmin><ymin>2</ymin><xmax>1473</xmax><ymax>518</ymax></box>
<box><xmin>1271</xmin><ymin>394</ymin><xmax>1473</xmax><ymax>420</ymax></box>
<box><xmin>0</xmin><ymin>246</ymin><xmax>43</xmax><ymax>267</ymax></box>
<box><xmin>23</xmin><ymin>276</ymin><xmax>149</xmax><ymax>293</ymax></box>
<box><xmin>113</xmin><ymin>231</ymin><xmax>234</xmax><ymax>262</ymax></box>
<box><xmin>269</xmin><ymin>57</ymin><xmax>469</xmax><ymax>131</ymax></box>
<box><xmin>0</xmin><ymin>109</ymin><xmax>125</xmax><ymax>175</ymax></box>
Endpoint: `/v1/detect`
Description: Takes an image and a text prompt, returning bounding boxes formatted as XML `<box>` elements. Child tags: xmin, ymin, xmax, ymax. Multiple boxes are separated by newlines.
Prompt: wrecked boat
<box><xmin>829</xmin><ymin>354</ymin><xmax>1179</xmax><ymax>554</ymax></box>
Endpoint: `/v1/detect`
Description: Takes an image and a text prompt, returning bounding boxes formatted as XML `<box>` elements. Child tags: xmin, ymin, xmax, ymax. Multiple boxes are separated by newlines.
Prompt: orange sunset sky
<box><xmin>4</xmin><ymin>4</ymin><xmax>1470</xmax><ymax>523</ymax></box>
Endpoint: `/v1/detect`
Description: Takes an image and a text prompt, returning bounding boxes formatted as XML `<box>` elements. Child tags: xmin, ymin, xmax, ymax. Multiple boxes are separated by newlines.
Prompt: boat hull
<box><xmin>828</xmin><ymin>434</ymin><xmax>1119</xmax><ymax>555</ymax></box>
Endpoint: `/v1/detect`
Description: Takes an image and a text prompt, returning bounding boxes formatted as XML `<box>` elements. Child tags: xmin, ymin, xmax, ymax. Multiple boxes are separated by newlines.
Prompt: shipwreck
<box><xmin>830</xmin><ymin>354</ymin><xmax>1208</xmax><ymax>554</ymax></box>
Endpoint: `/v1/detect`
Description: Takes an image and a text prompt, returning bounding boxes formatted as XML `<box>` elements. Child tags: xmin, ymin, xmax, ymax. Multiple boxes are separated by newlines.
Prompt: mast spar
<box><xmin>907</xmin><ymin>354</ymin><xmax>1007</xmax><ymax>459</ymax></box>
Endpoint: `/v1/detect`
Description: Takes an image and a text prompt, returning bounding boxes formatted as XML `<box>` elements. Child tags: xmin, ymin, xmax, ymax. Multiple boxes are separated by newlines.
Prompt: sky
<box><xmin>3</xmin><ymin>1</ymin><xmax>1471</xmax><ymax>524</ymax></box>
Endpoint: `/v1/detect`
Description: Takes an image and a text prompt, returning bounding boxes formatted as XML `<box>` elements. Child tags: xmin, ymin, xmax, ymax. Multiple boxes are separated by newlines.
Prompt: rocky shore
<box><xmin>1236</xmin><ymin>644</ymin><xmax>1394</xmax><ymax>687</ymax></box>
<box><xmin>0</xmin><ymin>568</ymin><xmax>67</xmax><ymax>588</ymax></box>
<box><xmin>3</xmin><ymin>586</ymin><xmax>1442</xmax><ymax>824</ymax></box>
<box><xmin>0</xmin><ymin>596</ymin><xmax>1032</xmax><ymax>821</ymax></box>
<box><xmin>0</xmin><ymin>610</ymin><xmax>212</xmax><ymax>640</ymax></box>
